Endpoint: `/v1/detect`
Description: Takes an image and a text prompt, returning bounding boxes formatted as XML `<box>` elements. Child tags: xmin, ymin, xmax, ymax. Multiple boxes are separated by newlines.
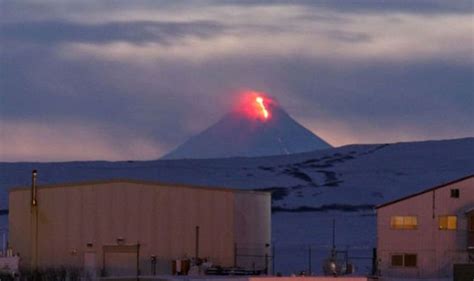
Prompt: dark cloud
<box><xmin>0</xmin><ymin>20</ymin><xmax>224</xmax><ymax>44</ymax></box>
<box><xmin>2</xmin><ymin>44</ymin><xmax>472</xmax><ymax>151</ymax></box>
<box><xmin>0</xmin><ymin>0</ymin><xmax>472</xmax><ymax>161</ymax></box>
<box><xmin>219</xmin><ymin>0</ymin><xmax>473</xmax><ymax>15</ymax></box>
<box><xmin>326</xmin><ymin>30</ymin><xmax>372</xmax><ymax>43</ymax></box>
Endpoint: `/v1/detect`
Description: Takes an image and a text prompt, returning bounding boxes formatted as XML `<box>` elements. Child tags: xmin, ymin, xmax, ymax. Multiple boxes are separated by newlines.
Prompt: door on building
<box><xmin>102</xmin><ymin>244</ymin><xmax>140</xmax><ymax>277</ymax></box>
<box><xmin>84</xmin><ymin>251</ymin><xmax>97</xmax><ymax>279</ymax></box>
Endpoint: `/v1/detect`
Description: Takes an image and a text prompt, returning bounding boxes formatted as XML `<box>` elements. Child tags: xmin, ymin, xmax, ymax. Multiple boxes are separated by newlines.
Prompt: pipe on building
<box><xmin>195</xmin><ymin>226</ymin><xmax>200</xmax><ymax>260</ymax></box>
<box><xmin>31</xmin><ymin>170</ymin><xmax>38</xmax><ymax>207</ymax></box>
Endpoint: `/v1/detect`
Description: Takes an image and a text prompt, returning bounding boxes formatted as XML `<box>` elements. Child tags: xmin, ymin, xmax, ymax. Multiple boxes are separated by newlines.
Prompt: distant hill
<box><xmin>1</xmin><ymin>137</ymin><xmax>472</xmax><ymax>211</ymax></box>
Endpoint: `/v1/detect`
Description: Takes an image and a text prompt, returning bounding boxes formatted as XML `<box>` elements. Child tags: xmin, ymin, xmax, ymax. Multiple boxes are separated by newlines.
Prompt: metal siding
<box><xmin>9</xmin><ymin>182</ymin><xmax>267</xmax><ymax>275</ymax></box>
<box><xmin>233</xmin><ymin>192</ymin><xmax>272</xmax><ymax>270</ymax></box>
<box><xmin>8</xmin><ymin>191</ymin><xmax>31</xmax><ymax>266</ymax></box>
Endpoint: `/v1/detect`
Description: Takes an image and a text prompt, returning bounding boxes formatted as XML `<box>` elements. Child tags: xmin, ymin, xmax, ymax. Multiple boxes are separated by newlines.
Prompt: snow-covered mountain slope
<box><xmin>1</xmin><ymin>137</ymin><xmax>472</xmax><ymax>210</ymax></box>
<box><xmin>162</xmin><ymin>95</ymin><xmax>331</xmax><ymax>159</ymax></box>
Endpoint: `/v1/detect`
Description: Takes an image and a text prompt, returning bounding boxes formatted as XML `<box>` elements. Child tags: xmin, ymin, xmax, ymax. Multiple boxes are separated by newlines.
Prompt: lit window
<box><xmin>439</xmin><ymin>216</ymin><xmax>457</xmax><ymax>230</ymax></box>
<box><xmin>391</xmin><ymin>253</ymin><xmax>417</xmax><ymax>267</ymax></box>
<box><xmin>391</xmin><ymin>216</ymin><xmax>418</xmax><ymax>229</ymax></box>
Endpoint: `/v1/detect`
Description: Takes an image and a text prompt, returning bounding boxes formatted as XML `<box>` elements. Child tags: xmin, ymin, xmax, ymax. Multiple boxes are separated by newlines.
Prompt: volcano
<box><xmin>162</xmin><ymin>92</ymin><xmax>331</xmax><ymax>159</ymax></box>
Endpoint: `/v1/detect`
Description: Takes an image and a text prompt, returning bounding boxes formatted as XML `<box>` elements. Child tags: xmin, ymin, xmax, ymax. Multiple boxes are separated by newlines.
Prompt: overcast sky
<box><xmin>1</xmin><ymin>0</ymin><xmax>473</xmax><ymax>161</ymax></box>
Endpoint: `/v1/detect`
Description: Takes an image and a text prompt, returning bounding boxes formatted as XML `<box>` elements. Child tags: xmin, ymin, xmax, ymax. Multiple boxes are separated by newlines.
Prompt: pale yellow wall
<box><xmin>377</xmin><ymin>176</ymin><xmax>474</xmax><ymax>278</ymax></box>
<box><xmin>8</xmin><ymin>191</ymin><xmax>32</xmax><ymax>263</ymax></box>
<box><xmin>234</xmin><ymin>192</ymin><xmax>272</xmax><ymax>270</ymax></box>
<box><xmin>9</xmin><ymin>181</ymin><xmax>270</xmax><ymax>275</ymax></box>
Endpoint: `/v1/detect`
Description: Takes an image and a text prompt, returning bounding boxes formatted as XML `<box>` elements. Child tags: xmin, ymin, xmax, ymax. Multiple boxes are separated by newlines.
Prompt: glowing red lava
<box><xmin>256</xmin><ymin>97</ymin><xmax>269</xmax><ymax>119</ymax></box>
<box><xmin>236</xmin><ymin>91</ymin><xmax>273</xmax><ymax>121</ymax></box>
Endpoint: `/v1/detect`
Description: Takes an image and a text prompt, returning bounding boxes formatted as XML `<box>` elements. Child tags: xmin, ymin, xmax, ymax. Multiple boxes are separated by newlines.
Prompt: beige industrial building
<box><xmin>9</xmin><ymin>179</ymin><xmax>271</xmax><ymax>276</ymax></box>
<box><xmin>376</xmin><ymin>174</ymin><xmax>474</xmax><ymax>279</ymax></box>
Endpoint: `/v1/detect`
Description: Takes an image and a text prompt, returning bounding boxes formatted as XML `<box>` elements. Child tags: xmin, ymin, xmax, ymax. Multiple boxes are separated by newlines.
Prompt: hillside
<box><xmin>1</xmin><ymin>137</ymin><xmax>472</xmax><ymax>210</ymax></box>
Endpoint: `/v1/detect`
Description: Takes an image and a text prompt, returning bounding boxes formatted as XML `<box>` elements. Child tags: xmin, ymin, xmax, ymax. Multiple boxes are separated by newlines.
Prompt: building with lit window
<box><xmin>376</xmin><ymin>174</ymin><xmax>474</xmax><ymax>279</ymax></box>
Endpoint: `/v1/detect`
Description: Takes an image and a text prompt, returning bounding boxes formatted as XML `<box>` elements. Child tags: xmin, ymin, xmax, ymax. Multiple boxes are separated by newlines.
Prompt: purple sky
<box><xmin>1</xmin><ymin>0</ymin><xmax>473</xmax><ymax>161</ymax></box>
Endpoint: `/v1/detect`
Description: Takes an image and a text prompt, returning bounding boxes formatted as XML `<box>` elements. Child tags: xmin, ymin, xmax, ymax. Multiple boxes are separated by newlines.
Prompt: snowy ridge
<box><xmin>1</xmin><ymin>137</ymin><xmax>472</xmax><ymax>210</ymax></box>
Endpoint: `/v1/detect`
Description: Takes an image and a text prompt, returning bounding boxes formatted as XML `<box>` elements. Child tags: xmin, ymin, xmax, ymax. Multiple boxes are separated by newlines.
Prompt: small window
<box><xmin>391</xmin><ymin>254</ymin><xmax>403</xmax><ymax>266</ymax></box>
<box><xmin>439</xmin><ymin>215</ymin><xmax>457</xmax><ymax>230</ymax></box>
<box><xmin>391</xmin><ymin>253</ymin><xmax>417</xmax><ymax>267</ymax></box>
<box><xmin>450</xmin><ymin>189</ymin><xmax>460</xmax><ymax>198</ymax></box>
<box><xmin>391</xmin><ymin>216</ymin><xmax>418</xmax><ymax>229</ymax></box>
<box><xmin>404</xmin><ymin>254</ymin><xmax>417</xmax><ymax>267</ymax></box>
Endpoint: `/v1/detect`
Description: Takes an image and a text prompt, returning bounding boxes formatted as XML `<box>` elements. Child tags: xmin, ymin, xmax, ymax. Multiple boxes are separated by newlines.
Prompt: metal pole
<box><xmin>332</xmin><ymin>218</ymin><xmax>335</xmax><ymax>250</ymax></box>
<box><xmin>31</xmin><ymin>170</ymin><xmax>39</xmax><ymax>281</ymax></box>
<box><xmin>151</xmin><ymin>255</ymin><xmax>157</xmax><ymax>275</ymax></box>
<box><xmin>102</xmin><ymin>246</ymin><xmax>106</xmax><ymax>277</ymax></box>
<box><xmin>233</xmin><ymin>243</ymin><xmax>237</xmax><ymax>267</ymax></box>
<box><xmin>264</xmin><ymin>253</ymin><xmax>268</xmax><ymax>275</ymax></box>
<box><xmin>308</xmin><ymin>245</ymin><xmax>312</xmax><ymax>275</ymax></box>
<box><xmin>195</xmin><ymin>226</ymin><xmax>200</xmax><ymax>260</ymax></box>
<box><xmin>272</xmin><ymin>244</ymin><xmax>275</xmax><ymax>275</ymax></box>
<box><xmin>31</xmin><ymin>170</ymin><xmax>38</xmax><ymax>207</ymax></box>
<box><xmin>136</xmin><ymin>242</ymin><xmax>140</xmax><ymax>281</ymax></box>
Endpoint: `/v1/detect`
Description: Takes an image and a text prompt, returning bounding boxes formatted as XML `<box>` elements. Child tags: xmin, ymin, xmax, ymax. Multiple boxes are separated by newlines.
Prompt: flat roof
<box><xmin>376</xmin><ymin>174</ymin><xmax>474</xmax><ymax>209</ymax></box>
<box><xmin>9</xmin><ymin>179</ymin><xmax>271</xmax><ymax>195</ymax></box>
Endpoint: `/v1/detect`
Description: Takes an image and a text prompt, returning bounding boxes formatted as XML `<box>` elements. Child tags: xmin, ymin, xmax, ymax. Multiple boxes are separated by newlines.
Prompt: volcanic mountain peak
<box><xmin>162</xmin><ymin>92</ymin><xmax>332</xmax><ymax>159</ymax></box>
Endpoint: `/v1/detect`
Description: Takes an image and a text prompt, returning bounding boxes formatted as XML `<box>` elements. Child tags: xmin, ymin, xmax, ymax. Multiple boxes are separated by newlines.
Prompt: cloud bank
<box><xmin>1</xmin><ymin>0</ymin><xmax>473</xmax><ymax>161</ymax></box>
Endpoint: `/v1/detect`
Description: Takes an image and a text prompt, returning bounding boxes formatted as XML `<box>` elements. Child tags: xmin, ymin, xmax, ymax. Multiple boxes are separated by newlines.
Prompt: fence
<box><xmin>235</xmin><ymin>243</ymin><xmax>375</xmax><ymax>276</ymax></box>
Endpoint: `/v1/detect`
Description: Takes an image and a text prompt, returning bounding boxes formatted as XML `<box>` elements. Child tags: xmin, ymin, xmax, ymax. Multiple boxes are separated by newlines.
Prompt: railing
<box><xmin>235</xmin><ymin>243</ymin><xmax>375</xmax><ymax>276</ymax></box>
<box><xmin>234</xmin><ymin>243</ymin><xmax>272</xmax><ymax>274</ymax></box>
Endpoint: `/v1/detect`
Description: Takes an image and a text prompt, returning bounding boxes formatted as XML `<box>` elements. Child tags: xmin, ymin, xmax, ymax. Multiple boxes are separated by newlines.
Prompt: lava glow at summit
<box><xmin>236</xmin><ymin>91</ymin><xmax>274</xmax><ymax>121</ymax></box>
<box><xmin>256</xmin><ymin>97</ymin><xmax>269</xmax><ymax>119</ymax></box>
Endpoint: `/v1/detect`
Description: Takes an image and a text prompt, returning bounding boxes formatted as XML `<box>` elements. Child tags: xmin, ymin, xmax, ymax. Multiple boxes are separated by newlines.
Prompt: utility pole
<box><xmin>31</xmin><ymin>170</ymin><xmax>39</xmax><ymax>281</ymax></box>
<box><xmin>195</xmin><ymin>226</ymin><xmax>200</xmax><ymax>260</ymax></box>
<box><xmin>308</xmin><ymin>245</ymin><xmax>312</xmax><ymax>275</ymax></box>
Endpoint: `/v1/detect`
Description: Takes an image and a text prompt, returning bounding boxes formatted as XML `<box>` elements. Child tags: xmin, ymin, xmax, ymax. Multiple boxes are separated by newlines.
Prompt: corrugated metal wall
<box><xmin>9</xmin><ymin>181</ymin><xmax>270</xmax><ymax>275</ymax></box>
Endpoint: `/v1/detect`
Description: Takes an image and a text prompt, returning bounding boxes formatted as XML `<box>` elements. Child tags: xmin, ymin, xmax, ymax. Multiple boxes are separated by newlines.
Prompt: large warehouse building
<box><xmin>9</xmin><ymin>178</ymin><xmax>271</xmax><ymax>277</ymax></box>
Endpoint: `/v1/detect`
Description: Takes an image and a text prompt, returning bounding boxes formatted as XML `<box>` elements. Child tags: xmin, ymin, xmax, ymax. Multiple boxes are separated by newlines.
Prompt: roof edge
<box><xmin>376</xmin><ymin>174</ymin><xmax>474</xmax><ymax>209</ymax></box>
<box><xmin>9</xmin><ymin>178</ymin><xmax>271</xmax><ymax>195</ymax></box>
